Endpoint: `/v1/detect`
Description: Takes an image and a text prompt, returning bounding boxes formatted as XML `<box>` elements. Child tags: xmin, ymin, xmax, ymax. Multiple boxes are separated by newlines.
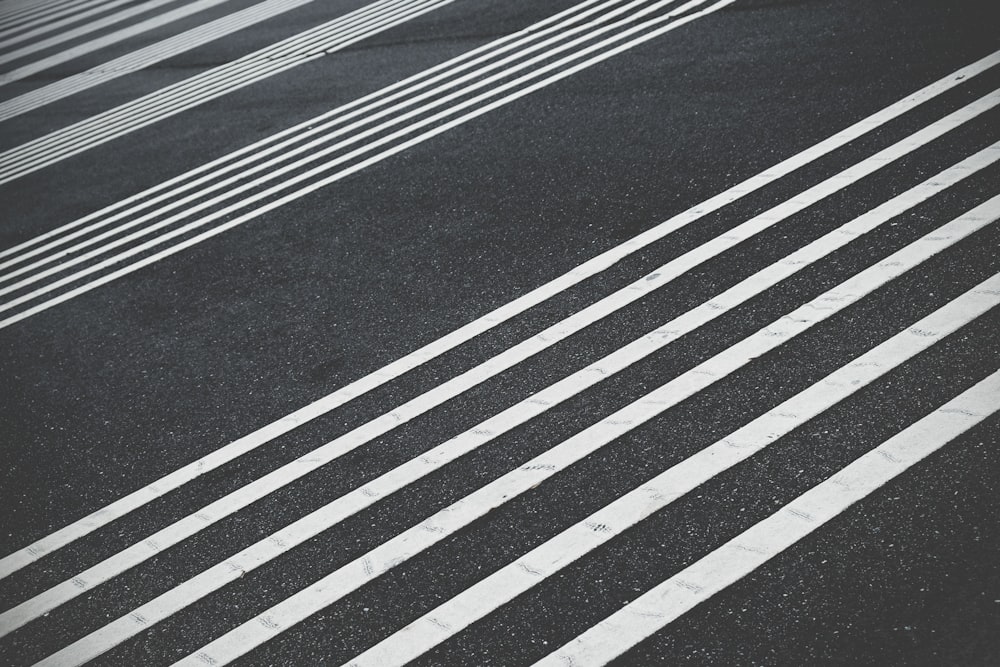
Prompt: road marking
<box><xmin>534</xmin><ymin>370</ymin><xmax>1000</xmax><ymax>667</ymax></box>
<box><xmin>0</xmin><ymin>0</ymin><xmax>99</xmax><ymax>38</ymax></box>
<box><xmin>0</xmin><ymin>0</ymin><xmax>340</xmax><ymax>119</ymax></box>
<box><xmin>2</xmin><ymin>21</ymin><xmax>995</xmax><ymax>319</ymax></box>
<box><xmin>0</xmin><ymin>0</ymin><xmax>463</xmax><ymax>183</ymax></box>
<box><xmin>164</xmin><ymin>198</ymin><xmax>1000</xmax><ymax>667</ymax></box>
<box><xmin>0</xmin><ymin>0</ymin><xmax>261</xmax><ymax>86</ymax></box>
<box><xmin>8</xmin><ymin>138</ymin><xmax>993</xmax><ymax>643</ymax></box>
<box><xmin>0</xmin><ymin>0</ymin><xmax>663</xmax><ymax>283</ymax></box>
<box><xmin>0</xmin><ymin>0</ymin><xmax>213</xmax><ymax>68</ymax></box>
<box><xmin>346</xmin><ymin>270</ymin><xmax>1000</xmax><ymax>667</ymax></box>
<box><xmin>0</xmin><ymin>57</ymin><xmax>993</xmax><ymax>580</ymax></box>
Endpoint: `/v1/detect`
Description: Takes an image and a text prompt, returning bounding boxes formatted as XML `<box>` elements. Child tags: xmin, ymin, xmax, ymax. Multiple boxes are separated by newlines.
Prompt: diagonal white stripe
<box><xmin>8</xmin><ymin>132</ymin><xmax>992</xmax><ymax>646</ymax></box>
<box><xmin>166</xmin><ymin>197</ymin><xmax>999</xmax><ymax>667</ymax></box>
<box><xmin>348</xmin><ymin>271</ymin><xmax>1000</xmax><ymax>667</ymax></box>
<box><xmin>0</xmin><ymin>54</ymin><xmax>993</xmax><ymax>580</ymax></box>
<box><xmin>535</xmin><ymin>370</ymin><xmax>1000</xmax><ymax>667</ymax></box>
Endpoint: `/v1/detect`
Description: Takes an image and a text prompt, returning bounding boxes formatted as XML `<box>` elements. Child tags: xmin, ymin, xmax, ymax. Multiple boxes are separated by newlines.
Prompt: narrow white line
<box><xmin>0</xmin><ymin>0</ymin><xmax>456</xmax><ymax>182</ymax></box>
<box><xmin>0</xmin><ymin>0</ymin><xmax>245</xmax><ymax>85</ymax></box>
<box><xmin>534</xmin><ymin>370</ymin><xmax>1000</xmax><ymax>667</ymax></box>
<box><xmin>0</xmin><ymin>0</ymin><xmax>197</xmax><ymax>67</ymax></box>
<box><xmin>0</xmin><ymin>0</ymin><xmax>646</xmax><ymax>284</ymax></box>
<box><xmin>0</xmin><ymin>36</ymin><xmax>990</xmax><ymax>267</ymax></box>
<box><xmin>0</xmin><ymin>0</ymin><xmax>688</xmax><ymax>293</ymax></box>
<box><xmin>0</xmin><ymin>0</ymin><xmax>438</xmax><ymax>171</ymax></box>
<box><xmin>0</xmin><ymin>0</ymin><xmax>134</xmax><ymax>50</ymax></box>
<box><xmin>0</xmin><ymin>56</ymin><xmax>992</xmax><ymax>582</ymax></box>
<box><xmin>0</xmin><ymin>0</ymin><xmax>322</xmax><ymax>118</ymax></box>
<box><xmin>347</xmin><ymin>271</ymin><xmax>1000</xmax><ymax>667</ymax></box>
<box><xmin>3</xmin><ymin>16</ymin><xmax>992</xmax><ymax>322</ymax></box>
<box><xmin>9</xmin><ymin>133</ymin><xmax>1000</xmax><ymax>637</ymax></box>
<box><xmin>167</xmin><ymin>199</ymin><xmax>1000</xmax><ymax>667</ymax></box>
<box><xmin>0</xmin><ymin>0</ymin><xmax>97</xmax><ymax>39</ymax></box>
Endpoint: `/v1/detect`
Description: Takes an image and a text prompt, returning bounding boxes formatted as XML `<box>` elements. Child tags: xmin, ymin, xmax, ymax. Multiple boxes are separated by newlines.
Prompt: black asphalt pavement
<box><xmin>0</xmin><ymin>0</ymin><xmax>998</xmax><ymax>664</ymax></box>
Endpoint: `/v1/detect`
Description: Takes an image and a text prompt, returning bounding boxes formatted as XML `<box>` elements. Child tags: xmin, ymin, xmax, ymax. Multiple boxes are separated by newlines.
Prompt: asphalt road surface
<box><xmin>0</xmin><ymin>0</ymin><xmax>998</xmax><ymax>664</ymax></box>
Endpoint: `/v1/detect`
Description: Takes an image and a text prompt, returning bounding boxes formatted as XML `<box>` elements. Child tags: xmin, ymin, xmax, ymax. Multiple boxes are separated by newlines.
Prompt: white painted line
<box><xmin>0</xmin><ymin>0</ymin><xmax>249</xmax><ymax>85</ymax></box>
<box><xmin>11</xmin><ymin>135</ymin><xmax>992</xmax><ymax>647</ymax></box>
<box><xmin>534</xmin><ymin>370</ymin><xmax>1000</xmax><ymax>667</ymax></box>
<box><xmin>0</xmin><ymin>0</ymin><xmax>660</xmax><ymax>284</ymax></box>
<box><xmin>0</xmin><ymin>0</ymin><xmax>458</xmax><ymax>182</ymax></box>
<box><xmin>0</xmin><ymin>0</ymin><xmax>325</xmax><ymax>118</ymax></box>
<box><xmin>346</xmin><ymin>272</ymin><xmax>1000</xmax><ymax>667</ymax></box>
<box><xmin>0</xmin><ymin>58</ymin><xmax>992</xmax><ymax>583</ymax></box>
<box><xmin>166</xmin><ymin>198</ymin><xmax>1000</xmax><ymax>667</ymax></box>
<box><xmin>0</xmin><ymin>0</ymin><xmax>98</xmax><ymax>39</ymax></box>
<box><xmin>0</xmin><ymin>0</ymin><xmax>204</xmax><ymax>67</ymax></box>
<box><xmin>3</xmin><ymin>14</ymin><xmax>993</xmax><ymax>320</ymax></box>
<box><xmin>0</xmin><ymin>39</ymin><xmax>990</xmax><ymax>267</ymax></box>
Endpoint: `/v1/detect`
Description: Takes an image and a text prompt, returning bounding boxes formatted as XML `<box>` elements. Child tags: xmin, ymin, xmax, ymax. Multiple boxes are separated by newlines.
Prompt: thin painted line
<box><xmin>0</xmin><ymin>0</ymin><xmax>98</xmax><ymax>39</ymax></box>
<box><xmin>0</xmin><ymin>0</ymin><xmax>324</xmax><ymax>119</ymax></box>
<box><xmin>0</xmin><ymin>0</ymin><xmax>688</xmax><ymax>293</ymax></box>
<box><xmin>0</xmin><ymin>0</ymin><xmax>198</xmax><ymax>67</ymax></box>
<box><xmin>0</xmin><ymin>0</ymin><xmax>250</xmax><ymax>85</ymax></box>
<box><xmin>347</xmin><ymin>271</ymin><xmax>1000</xmax><ymax>667</ymax></box>
<box><xmin>0</xmin><ymin>0</ymin><xmax>455</xmax><ymax>181</ymax></box>
<box><xmin>0</xmin><ymin>0</ymin><xmax>640</xmax><ymax>280</ymax></box>
<box><xmin>166</xmin><ymin>198</ymin><xmax>1000</xmax><ymax>667</ymax></box>
<box><xmin>0</xmin><ymin>55</ymin><xmax>993</xmax><ymax>583</ymax></box>
<box><xmin>534</xmin><ymin>369</ymin><xmax>1000</xmax><ymax>667</ymax></box>
<box><xmin>11</xmin><ymin>151</ymin><xmax>994</xmax><ymax>653</ymax></box>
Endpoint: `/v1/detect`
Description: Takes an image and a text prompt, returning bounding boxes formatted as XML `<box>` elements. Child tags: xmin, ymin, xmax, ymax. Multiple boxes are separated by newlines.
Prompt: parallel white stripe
<box><xmin>536</xmin><ymin>370</ymin><xmax>1000</xmax><ymax>667</ymax></box>
<box><xmin>3</xmin><ymin>15</ymin><xmax>992</xmax><ymax>321</ymax></box>
<box><xmin>350</xmin><ymin>272</ymin><xmax>1000</xmax><ymax>667</ymax></box>
<box><xmin>0</xmin><ymin>0</ymin><xmax>734</xmax><ymax>314</ymax></box>
<box><xmin>0</xmin><ymin>0</ymin><xmax>686</xmax><ymax>292</ymax></box>
<box><xmin>0</xmin><ymin>0</ymin><xmax>196</xmax><ymax>67</ymax></box>
<box><xmin>0</xmin><ymin>0</ymin><xmax>324</xmax><ymax>118</ymax></box>
<box><xmin>0</xmin><ymin>0</ymin><xmax>456</xmax><ymax>182</ymax></box>
<box><xmin>170</xmin><ymin>197</ymin><xmax>1000</xmax><ymax>667</ymax></box>
<box><xmin>0</xmin><ymin>0</ymin><xmax>246</xmax><ymax>85</ymax></box>
<box><xmin>0</xmin><ymin>53</ymin><xmax>992</xmax><ymax>581</ymax></box>
<box><xmin>0</xmin><ymin>0</ymin><xmax>650</xmax><ymax>274</ymax></box>
<box><xmin>0</xmin><ymin>38</ymin><xmax>990</xmax><ymax>266</ymax></box>
<box><xmin>0</xmin><ymin>0</ymin><xmax>436</xmax><ymax>169</ymax></box>
<box><xmin>0</xmin><ymin>0</ymin><xmax>133</xmax><ymax>50</ymax></box>
<box><xmin>0</xmin><ymin>0</ymin><xmax>97</xmax><ymax>38</ymax></box>
<box><xmin>15</xmin><ymin>149</ymin><xmax>994</xmax><ymax>653</ymax></box>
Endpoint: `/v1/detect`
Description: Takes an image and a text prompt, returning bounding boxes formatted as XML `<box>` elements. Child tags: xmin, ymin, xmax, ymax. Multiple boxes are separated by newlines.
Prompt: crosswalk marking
<box><xmin>9</xmin><ymin>138</ymin><xmax>993</xmax><ymax>645</ymax></box>
<box><xmin>166</xmin><ymin>198</ymin><xmax>999</xmax><ymax>667</ymax></box>
<box><xmin>346</xmin><ymin>271</ymin><xmax>1000</xmax><ymax>667</ymax></box>
<box><xmin>534</xmin><ymin>370</ymin><xmax>1000</xmax><ymax>666</ymax></box>
<box><xmin>0</xmin><ymin>0</ymin><xmax>333</xmax><ymax>119</ymax></box>
<box><xmin>0</xmin><ymin>0</ymin><xmax>222</xmax><ymax>69</ymax></box>
<box><xmin>1</xmin><ymin>54</ymin><xmax>993</xmax><ymax>582</ymax></box>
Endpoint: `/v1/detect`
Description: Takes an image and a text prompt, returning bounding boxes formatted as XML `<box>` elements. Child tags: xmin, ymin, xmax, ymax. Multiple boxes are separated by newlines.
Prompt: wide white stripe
<box><xmin>0</xmin><ymin>0</ymin><xmax>655</xmax><ymax>286</ymax></box>
<box><xmin>349</xmin><ymin>271</ymin><xmax>1000</xmax><ymax>667</ymax></box>
<box><xmin>0</xmin><ymin>54</ymin><xmax>992</xmax><ymax>581</ymax></box>
<box><xmin>0</xmin><ymin>0</ymin><xmax>324</xmax><ymax>118</ymax></box>
<box><xmin>536</xmin><ymin>370</ymin><xmax>1000</xmax><ymax>667</ymax></box>
<box><xmin>0</xmin><ymin>0</ymin><xmax>200</xmax><ymax>67</ymax></box>
<box><xmin>9</xmin><ymin>136</ymin><xmax>1000</xmax><ymax>652</ymax></box>
<box><xmin>0</xmin><ymin>0</ymin><xmax>245</xmax><ymax>85</ymax></box>
<box><xmin>0</xmin><ymin>0</ymin><xmax>457</xmax><ymax>182</ymax></box>
<box><xmin>168</xmin><ymin>198</ymin><xmax>1000</xmax><ymax>667</ymax></box>
<box><xmin>16</xmin><ymin>156</ymin><xmax>994</xmax><ymax>658</ymax></box>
